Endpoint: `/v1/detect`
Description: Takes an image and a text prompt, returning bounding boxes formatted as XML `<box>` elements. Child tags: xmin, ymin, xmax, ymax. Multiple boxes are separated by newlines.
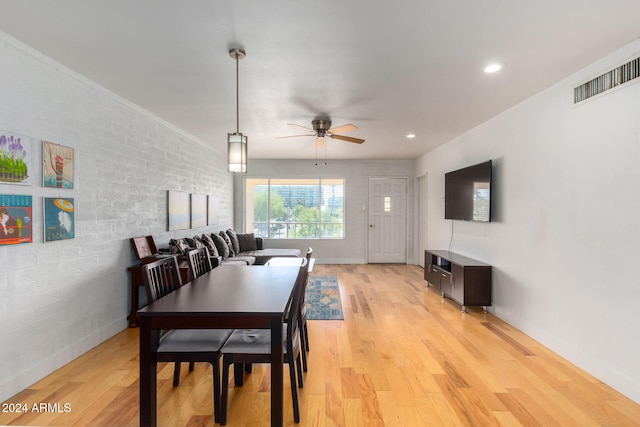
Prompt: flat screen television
<box><xmin>444</xmin><ymin>160</ymin><xmax>492</xmax><ymax>222</ymax></box>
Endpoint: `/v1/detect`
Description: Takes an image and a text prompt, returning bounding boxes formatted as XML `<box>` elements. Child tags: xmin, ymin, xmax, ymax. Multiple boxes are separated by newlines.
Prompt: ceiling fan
<box><xmin>276</xmin><ymin>119</ymin><xmax>365</xmax><ymax>148</ymax></box>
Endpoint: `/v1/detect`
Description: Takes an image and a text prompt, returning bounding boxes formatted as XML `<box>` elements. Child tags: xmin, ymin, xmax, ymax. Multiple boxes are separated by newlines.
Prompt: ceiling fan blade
<box><xmin>287</xmin><ymin>123</ymin><xmax>315</xmax><ymax>132</ymax></box>
<box><xmin>330</xmin><ymin>134</ymin><xmax>365</xmax><ymax>144</ymax></box>
<box><xmin>275</xmin><ymin>134</ymin><xmax>315</xmax><ymax>139</ymax></box>
<box><xmin>316</xmin><ymin>137</ymin><xmax>325</xmax><ymax>149</ymax></box>
<box><xmin>328</xmin><ymin>124</ymin><xmax>358</xmax><ymax>134</ymax></box>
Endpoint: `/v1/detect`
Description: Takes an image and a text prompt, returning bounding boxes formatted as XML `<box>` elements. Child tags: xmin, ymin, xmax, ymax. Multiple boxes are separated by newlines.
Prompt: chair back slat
<box><xmin>187</xmin><ymin>247</ymin><xmax>213</xmax><ymax>280</ymax></box>
<box><xmin>141</xmin><ymin>256</ymin><xmax>183</xmax><ymax>303</ymax></box>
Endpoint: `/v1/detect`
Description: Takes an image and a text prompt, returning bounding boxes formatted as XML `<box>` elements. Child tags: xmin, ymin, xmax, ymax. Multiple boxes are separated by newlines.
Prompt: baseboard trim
<box><xmin>0</xmin><ymin>318</ymin><xmax>127</xmax><ymax>402</ymax></box>
<box><xmin>315</xmin><ymin>258</ymin><xmax>367</xmax><ymax>265</ymax></box>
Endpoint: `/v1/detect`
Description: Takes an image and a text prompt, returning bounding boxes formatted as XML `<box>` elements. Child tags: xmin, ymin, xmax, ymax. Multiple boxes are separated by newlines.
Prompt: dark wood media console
<box><xmin>424</xmin><ymin>250</ymin><xmax>492</xmax><ymax>313</ymax></box>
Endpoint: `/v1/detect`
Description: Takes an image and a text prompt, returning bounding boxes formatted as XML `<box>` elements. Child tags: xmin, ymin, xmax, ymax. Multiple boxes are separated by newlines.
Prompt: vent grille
<box><xmin>574</xmin><ymin>57</ymin><xmax>640</xmax><ymax>103</ymax></box>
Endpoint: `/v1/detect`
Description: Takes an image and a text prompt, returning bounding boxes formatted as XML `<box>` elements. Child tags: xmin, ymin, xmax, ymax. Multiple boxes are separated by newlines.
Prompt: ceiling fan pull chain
<box><xmin>324</xmin><ymin>141</ymin><xmax>327</xmax><ymax>166</ymax></box>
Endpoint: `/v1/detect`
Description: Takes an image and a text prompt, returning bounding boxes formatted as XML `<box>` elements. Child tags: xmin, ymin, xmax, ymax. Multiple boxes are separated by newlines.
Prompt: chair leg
<box><xmin>298</xmin><ymin>318</ymin><xmax>308</xmax><ymax>372</ymax></box>
<box><xmin>300</xmin><ymin>337</ymin><xmax>308</xmax><ymax>372</ymax></box>
<box><xmin>303</xmin><ymin>321</ymin><xmax>310</xmax><ymax>351</ymax></box>
<box><xmin>211</xmin><ymin>357</ymin><xmax>222</xmax><ymax>424</ymax></box>
<box><xmin>234</xmin><ymin>362</ymin><xmax>244</xmax><ymax>387</ymax></box>
<box><xmin>220</xmin><ymin>356</ymin><xmax>231</xmax><ymax>426</ymax></box>
<box><xmin>296</xmin><ymin>353</ymin><xmax>304</xmax><ymax>388</ymax></box>
<box><xmin>288</xmin><ymin>359</ymin><xmax>300</xmax><ymax>423</ymax></box>
<box><xmin>173</xmin><ymin>362</ymin><xmax>181</xmax><ymax>387</ymax></box>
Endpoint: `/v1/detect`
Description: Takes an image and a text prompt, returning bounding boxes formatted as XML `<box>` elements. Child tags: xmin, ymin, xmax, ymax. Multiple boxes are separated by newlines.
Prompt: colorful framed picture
<box><xmin>43</xmin><ymin>141</ymin><xmax>74</xmax><ymax>189</ymax></box>
<box><xmin>168</xmin><ymin>190</ymin><xmax>190</xmax><ymax>231</ymax></box>
<box><xmin>191</xmin><ymin>194</ymin><xmax>207</xmax><ymax>228</ymax></box>
<box><xmin>0</xmin><ymin>194</ymin><xmax>32</xmax><ymax>245</ymax></box>
<box><xmin>208</xmin><ymin>195</ymin><xmax>220</xmax><ymax>226</ymax></box>
<box><xmin>43</xmin><ymin>197</ymin><xmax>75</xmax><ymax>242</ymax></box>
<box><xmin>0</xmin><ymin>131</ymin><xmax>32</xmax><ymax>185</ymax></box>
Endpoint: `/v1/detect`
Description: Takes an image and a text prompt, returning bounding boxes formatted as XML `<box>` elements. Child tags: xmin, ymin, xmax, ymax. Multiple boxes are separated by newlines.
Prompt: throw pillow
<box><xmin>201</xmin><ymin>233</ymin><xmax>219</xmax><ymax>257</ymax></box>
<box><xmin>192</xmin><ymin>235</ymin><xmax>206</xmax><ymax>249</ymax></box>
<box><xmin>219</xmin><ymin>231</ymin><xmax>235</xmax><ymax>257</ymax></box>
<box><xmin>237</xmin><ymin>233</ymin><xmax>258</xmax><ymax>252</ymax></box>
<box><xmin>183</xmin><ymin>237</ymin><xmax>198</xmax><ymax>250</ymax></box>
<box><xmin>226</xmin><ymin>229</ymin><xmax>240</xmax><ymax>254</ymax></box>
<box><xmin>169</xmin><ymin>238</ymin><xmax>190</xmax><ymax>255</ymax></box>
<box><xmin>211</xmin><ymin>233</ymin><xmax>230</xmax><ymax>258</ymax></box>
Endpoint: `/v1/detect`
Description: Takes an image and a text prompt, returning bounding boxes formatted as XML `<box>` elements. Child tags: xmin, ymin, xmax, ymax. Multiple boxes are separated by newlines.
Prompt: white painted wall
<box><xmin>0</xmin><ymin>33</ymin><xmax>233</xmax><ymax>402</ymax></box>
<box><xmin>234</xmin><ymin>159</ymin><xmax>415</xmax><ymax>264</ymax></box>
<box><xmin>416</xmin><ymin>39</ymin><xmax>640</xmax><ymax>404</ymax></box>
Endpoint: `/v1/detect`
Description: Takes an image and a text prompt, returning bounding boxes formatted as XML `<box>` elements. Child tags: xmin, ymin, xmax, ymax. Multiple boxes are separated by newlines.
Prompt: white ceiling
<box><xmin>1</xmin><ymin>1</ymin><xmax>639</xmax><ymax>160</ymax></box>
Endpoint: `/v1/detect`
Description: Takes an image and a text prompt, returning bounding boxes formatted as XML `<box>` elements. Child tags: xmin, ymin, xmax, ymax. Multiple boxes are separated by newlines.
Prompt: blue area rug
<box><xmin>305</xmin><ymin>275</ymin><xmax>344</xmax><ymax>320</ymax></box>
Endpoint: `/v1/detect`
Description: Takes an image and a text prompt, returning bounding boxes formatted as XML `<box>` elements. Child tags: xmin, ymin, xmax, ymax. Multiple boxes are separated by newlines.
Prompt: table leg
<box><xmin>127</xmin><ymin>266</ymin><xmax>141</xmax><ymax>327</ymax></box>
<box><xmin>270</xmin><ymin>316</ymin><xmax>284</xmax><ymax>427</ymax></box>
<box><xmin>139</xmin><ymin>318</ymin><xmax>157</xmax><ymax>427</ymax></box>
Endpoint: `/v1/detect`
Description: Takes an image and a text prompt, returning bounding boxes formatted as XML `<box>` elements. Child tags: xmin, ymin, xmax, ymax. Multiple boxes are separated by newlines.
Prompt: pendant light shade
<box><xmin>227</xmin><ymin>132</ymin><xmax>247</xmax><ymax>173</ymax></box>
<box><xmin>227</xmin><ymin>48</ymin><xmax>247</xmax><ymax>173</ymax></box>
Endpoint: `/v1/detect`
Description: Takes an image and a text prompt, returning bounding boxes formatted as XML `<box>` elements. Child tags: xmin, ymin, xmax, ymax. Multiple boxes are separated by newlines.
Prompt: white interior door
<box><xmin>368</xmin><ymin>177</ymin><xmax>407</xmax><ymax>263</ymax></box>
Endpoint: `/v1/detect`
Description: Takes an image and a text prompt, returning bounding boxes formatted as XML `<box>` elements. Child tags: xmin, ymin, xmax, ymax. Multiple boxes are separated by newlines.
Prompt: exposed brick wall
<box><xmin>0</xmin><ymin>34</ymin><xmax>233</xmax><ymax>400</ymax></box>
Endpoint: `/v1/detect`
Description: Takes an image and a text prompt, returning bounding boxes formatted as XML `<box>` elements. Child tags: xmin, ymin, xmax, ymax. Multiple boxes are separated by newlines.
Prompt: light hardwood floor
<box><xmin>1</xmin><ymin>264</ymin><xmax>639</xmax><ymax>426</ymax></box>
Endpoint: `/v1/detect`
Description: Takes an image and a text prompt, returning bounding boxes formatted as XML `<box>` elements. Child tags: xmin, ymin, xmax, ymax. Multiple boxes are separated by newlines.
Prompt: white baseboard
<box><xmin>0</xmin><ymin>318</ymin><xmax>127</xmax><ymax>403</ymax></box>
<box><xmin>314</xmin><ymin>258</ymin><xmax>367</xmax><ymax>265</ymax></box>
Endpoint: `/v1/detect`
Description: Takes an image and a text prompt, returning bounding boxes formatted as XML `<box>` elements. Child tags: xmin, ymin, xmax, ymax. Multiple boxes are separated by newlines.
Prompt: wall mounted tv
<box><xmin>444</xmin><ymin>160</ymin><xmax>492</xmax><ymax>222</ymax></box>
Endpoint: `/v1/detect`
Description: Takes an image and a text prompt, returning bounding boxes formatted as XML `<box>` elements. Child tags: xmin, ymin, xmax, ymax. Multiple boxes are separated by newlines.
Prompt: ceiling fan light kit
<box><xmin>227</xmin><ymin>48</ymin><xmax>247</xmax><ymax>173</ymax></box>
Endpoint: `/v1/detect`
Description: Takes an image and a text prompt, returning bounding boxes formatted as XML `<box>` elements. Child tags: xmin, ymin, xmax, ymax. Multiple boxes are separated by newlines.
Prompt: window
<box><xmin>246</xmin><ymin>178</ymin><xmax>344</xmax><ymax>239</ymax></box>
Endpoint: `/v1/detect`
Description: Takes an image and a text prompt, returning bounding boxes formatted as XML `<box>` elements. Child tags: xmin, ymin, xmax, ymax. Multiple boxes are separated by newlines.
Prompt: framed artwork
<box><xmin>43</xmin><ymin>197</ymin><xmax>75</xmax><ymax>242</ymax></box>
<box><xmin>43</xmin><ymin>141</ymin><xmax>74</xmax><ymax>189</ymax></box>
<box><xmin>0</xmin><ymin>194</ymin><xmax>32</xmax><ymax>245</ymax></box>
<box><xmin>0</xmin><ymin>131</ymin><xmax>32</xmax><ymax>185</ymax></box>
<box><xmin>168</xmin><ymin>190</ymin><xmax>190</xmax><ymax>231</ymax></box>
<box><xmin>191</xmin><ymin>194</ymin><xmax>207</xmax><ymax>228</ymax></box>
<box><xmin>208</xmin><ymin>195</ymin><xmax>220</xmax><ymax>225</ymax></box>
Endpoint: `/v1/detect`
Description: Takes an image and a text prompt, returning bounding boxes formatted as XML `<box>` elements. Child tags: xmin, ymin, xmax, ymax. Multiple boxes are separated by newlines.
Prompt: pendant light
<box><xmin>227</xmin><ymin>48</ymin><xmax>247</xmax><ymax>173</ymax></box>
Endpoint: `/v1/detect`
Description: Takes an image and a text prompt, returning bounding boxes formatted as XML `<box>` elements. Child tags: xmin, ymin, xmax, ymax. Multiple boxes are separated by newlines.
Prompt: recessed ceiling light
<box><xmin>406</xmin><ymin>133</ymin><xmax>416</xmax><ymax>139</ymax></box>
<box><xmin>484</xmin><ymin>63</ymin><xmax>503</xmax><ymax>74</ymax></box>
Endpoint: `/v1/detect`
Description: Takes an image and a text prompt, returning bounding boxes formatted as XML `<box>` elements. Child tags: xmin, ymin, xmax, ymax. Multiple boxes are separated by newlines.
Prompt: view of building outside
<box><xmin>245</xmin><ymin>178</ymin><xmax>344</xmax><ymax>238</ymax></box>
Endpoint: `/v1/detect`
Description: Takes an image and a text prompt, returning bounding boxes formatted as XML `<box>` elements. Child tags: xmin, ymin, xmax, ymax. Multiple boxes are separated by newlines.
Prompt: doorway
<box><xmin>367</xmin><ymin>177</ymin><xmax>407</xmax><ymax>263</ymax></box>
<box><xmin>417</xmin><ymin>174</ymin><xmax>427</xmax><ymax>267</ymax></box>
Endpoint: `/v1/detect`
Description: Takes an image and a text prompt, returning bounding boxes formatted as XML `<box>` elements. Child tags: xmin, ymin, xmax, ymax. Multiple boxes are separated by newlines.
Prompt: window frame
<box><xmin>244</xmin><ymin>177</ymin><xmax>346</xmax><ymax>240</ymax></box>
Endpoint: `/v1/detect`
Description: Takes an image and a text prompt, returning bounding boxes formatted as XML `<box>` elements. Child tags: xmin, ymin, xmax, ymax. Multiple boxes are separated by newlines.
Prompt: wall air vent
<box><xmin>574</xmin><ymin>56</ymin><xmax>640</xmax><ymax>103</ymax></box>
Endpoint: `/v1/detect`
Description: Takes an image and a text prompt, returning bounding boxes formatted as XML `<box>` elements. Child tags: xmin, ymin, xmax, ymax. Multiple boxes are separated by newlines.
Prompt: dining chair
<box><xmin>292</xmin><ymin>248</ymin><xmax>313</xmax><ymax>373</ymax></box>
<box><xmin>187</xmin><ymin>247</ymin><xmax>213</xmax><ymax>280</ymax></box>
<box><xmin>219</xmin><ymin>258</ymin><xmax>309</xmax><ymax>425</ymax></box>
<box><xmin>264</xmin><ymin>250</ymin><xmax>313</xmax><ymax>372</ymax></box>
<box><xmin>141</xmin><ymin>256</ymin><xmax>233</xmax><ymax>423</ymax></box>
<box><xmin>175</xmin><ymin>247</ymin><xmax>215</xmax><ymax>375</ymax></box>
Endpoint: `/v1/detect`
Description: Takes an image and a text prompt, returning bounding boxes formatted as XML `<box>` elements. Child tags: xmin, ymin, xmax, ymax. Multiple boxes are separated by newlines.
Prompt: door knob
<box><xmin>369</xmin><ymin>224</ymin><xmax>375</xmax><ymax>228</ymax></box>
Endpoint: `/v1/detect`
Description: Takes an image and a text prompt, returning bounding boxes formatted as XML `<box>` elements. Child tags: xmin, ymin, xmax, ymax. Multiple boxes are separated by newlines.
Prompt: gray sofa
<box><xmin>169</xmin><ymin>230</ymin><xmax>301</xmax><ymax>266</ymax></box>
<box><xmin>236</xmin><ymin>239</ymin><xmax>303</xmax><ymax>265</ymax></box>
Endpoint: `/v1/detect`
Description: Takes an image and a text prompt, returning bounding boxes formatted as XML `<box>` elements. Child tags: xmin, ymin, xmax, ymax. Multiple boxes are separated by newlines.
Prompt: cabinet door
<box><xmin>439</xmin><ymin>270</ymin><xmax>452</xmax><ymax>296</ymax></box>
<box><xmin>426</xmin><ymin>265</ymin><xmax>441</xmax><ymax>289</ymax></box>
<box><xmin>424</xmin><ymin>252</ymin><xmax>440</xmax><ymax>288</ymax></box>
<box><xmin>450</xmin><ymin>264</ymin><xmax>464</xmax><ymax>304</ymax></box>
<box><xmin>462</xmin><ymin>266</ymin><xmax>492</xmax><ymax>306</ymax></box>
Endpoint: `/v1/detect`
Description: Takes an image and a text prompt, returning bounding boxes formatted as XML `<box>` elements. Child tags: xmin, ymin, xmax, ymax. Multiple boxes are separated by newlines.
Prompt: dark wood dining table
<box><xmin>137</xmin><ymin>264</ymin><xmax>300</xmax><ymax>427</ymax></box>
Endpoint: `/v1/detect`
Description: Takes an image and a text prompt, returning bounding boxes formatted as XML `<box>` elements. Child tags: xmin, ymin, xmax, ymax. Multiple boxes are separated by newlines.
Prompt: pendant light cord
<box><xmin>235</xmin><ymin>53</ymin><xmax>239</xmax><ymax>133</ymax></box>
<box><xmin>229</xmin><ymin>48</ymin><xmax>245</xmax><ymax>133</ymax></box>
